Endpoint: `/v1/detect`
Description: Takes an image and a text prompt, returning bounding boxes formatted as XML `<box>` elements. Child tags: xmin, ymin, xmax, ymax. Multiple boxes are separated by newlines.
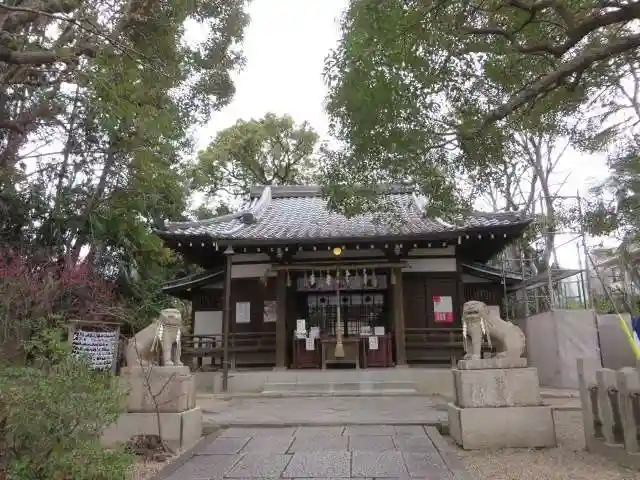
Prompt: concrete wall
<box><xmin>596</xmin><ymin>313</ymin><xmax>637</xmax><ymax>370</ymax></box>
<box><xmin>518</xmin><ymin>310</ymin><xmax>601</xmax><ymax>389</ymax></box>
<box><xmin>518</xmin><ymin>309</ymin><xmax>637</xmax><ymax>389</ymax></box>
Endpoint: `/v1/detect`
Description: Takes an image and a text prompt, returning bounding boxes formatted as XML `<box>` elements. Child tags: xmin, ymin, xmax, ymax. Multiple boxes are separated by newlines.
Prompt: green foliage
<box><xmin>0</xmin><ymin>328</ymin><xmax>133</xmax><ymax>480</ymax></box>
<box><xmin>191</xmin><ymin>113</ymin><xmax>320</xmax><ymax>202</ymax></box>
<box><xmin>323</xmin><ymin>0</ymin><xmax>639</xmax><ymax>216</ymax></box>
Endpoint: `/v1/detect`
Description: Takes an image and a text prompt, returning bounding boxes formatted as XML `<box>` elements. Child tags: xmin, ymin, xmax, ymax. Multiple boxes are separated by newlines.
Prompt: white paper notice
<box><xmin>296</xmin><ymin>319</ymin><xmax>306</xmax><ymax>332</ymax></box>
<box><xmin>305</xmin><ymin>336</ymin><xmax>315</xmax><ymax>351</ymax></box>
<box><xmin>374</xmin><ymin>326</ymin><xmax>385</xmax><ymax>336</ymax></box>
<box><xmin>235</xmin><ymin>302</ymin><xmax>251</xmax><ymax>323</ymax></box>
<box><xmin>368</xmin><ymin>335</ymin><xmax>379</xmax><ymax>350</ymax></box>
<box><xmin>360</xmin><ymin>325</ymin><xmax>372</xmax><ymax>336</ymax></box>
<box><xmin>309</xmin><ymin>327</ymin><xmax>320</xmax><ymax>339</ymax></box>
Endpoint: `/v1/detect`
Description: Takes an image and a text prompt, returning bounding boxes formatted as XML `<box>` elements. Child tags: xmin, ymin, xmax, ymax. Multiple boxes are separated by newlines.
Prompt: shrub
<box><xmin>0</xmin><ymin>350</ymin><xmax>135</xmax><ymax>479</ymax></box>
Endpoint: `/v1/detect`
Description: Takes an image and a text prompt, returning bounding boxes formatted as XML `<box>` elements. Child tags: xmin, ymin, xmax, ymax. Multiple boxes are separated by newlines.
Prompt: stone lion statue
<box><xmin>461</xmin><ymin>300</ymin><xmax>525</xmax><ymax>360</ymax></box>
<box><xmin>125</xmin><ymin>308</ymin><xmax>184</xmax><ymax>368</ymax></box>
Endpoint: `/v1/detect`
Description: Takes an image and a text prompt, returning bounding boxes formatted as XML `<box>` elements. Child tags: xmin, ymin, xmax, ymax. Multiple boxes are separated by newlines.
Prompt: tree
<box><xmin>323</xmin><ymin>0</ymin><xmax>640</xmax><ymax>216</ymax></box>
<box><xmin>191</xmin><ymin>113</ymin><xmax>320</xmax><ymax>204</ymax></box>
<box><xmin>0</xmin><ymin>0</ymin><xmax>251</xmax><ymax>325</ymax></box>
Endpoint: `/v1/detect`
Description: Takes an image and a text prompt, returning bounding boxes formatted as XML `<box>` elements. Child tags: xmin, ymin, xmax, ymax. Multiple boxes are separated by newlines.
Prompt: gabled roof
<box><xmin>155</xmin><ymin>185</ymin><xmax>531</xmax><ymax>244</ymax></box>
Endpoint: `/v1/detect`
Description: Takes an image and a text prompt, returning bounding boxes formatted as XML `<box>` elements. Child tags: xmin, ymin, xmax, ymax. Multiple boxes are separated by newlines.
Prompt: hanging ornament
<box><xmin>303</xmin><ymin>271</ymin><xmax>309</xmax><ymax>287</ymax></box>
<box><xmin>326</xmin><ymin>270</ymin><xmax>332</xmax><ymax>287</ymax></box>
<box><xmin>345</xmin><ymin>269</ymin><xmax>351</xmax><ymax>287</ymax></box>
<box><xmin>309</xmin><ymin>270</ymin><xmax>316</xmax><ymax>287</ymax></box>
<box><xmin>372</xmin><ymin>268</ymin><xmax>378</xmax><ymax>287</ymax></box>
<box><xmin>363</xmin><ymin>268</ymin><xmax>368</xmax><ymax>286</ymax></box>
<box><xmin>286</xmin><ymin>271</ymin><xmax>292</xmax><ymax>287</ymax></box>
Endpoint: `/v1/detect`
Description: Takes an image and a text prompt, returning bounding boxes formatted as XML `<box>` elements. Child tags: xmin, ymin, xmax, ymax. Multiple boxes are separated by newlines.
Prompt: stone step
<box><xmin>261</xmin><ymin>380</ymin><xmax>419</xmax><ymax>396</ymax></box>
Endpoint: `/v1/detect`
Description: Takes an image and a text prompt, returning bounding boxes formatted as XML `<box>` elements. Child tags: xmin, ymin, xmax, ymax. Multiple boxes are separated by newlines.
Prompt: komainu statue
<box><xmin>125</xmin><ymin>308</ymin><xmax>184</xmax><ymax>368</ymax></box>
<box><xmin>461</xmin><ymin>300</ymin><xmax>525</xmax><ymax>360</ymax></box>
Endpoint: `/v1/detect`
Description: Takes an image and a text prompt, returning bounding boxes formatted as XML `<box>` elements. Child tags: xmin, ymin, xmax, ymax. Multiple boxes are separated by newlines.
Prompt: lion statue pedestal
<box><xmin>102</xmin><ymin>309</ymin><xmax>202</xmax><ymax>451</ymax></box>
<box><xmin>448</xmin><ymin>300</ymin><xmax>555</xmax><ymax>450</ymax></box>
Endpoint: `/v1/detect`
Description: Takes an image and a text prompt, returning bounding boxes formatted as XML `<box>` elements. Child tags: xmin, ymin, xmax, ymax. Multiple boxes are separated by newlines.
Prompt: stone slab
<box><xmin>453</xmin><ymin>367</ymin><xmax>542</xmax><ymax>408</ymax></box>
<box><xmin>289</xmin><ymin>435</ymin><xmax>348</xmax><ymax>452</ymax></box>
<box><xmin>348</xmin><ymin>435</ymin><xmax>396</xmax><ymax>451</ymax></box>
<box><xmin>457</xmin><ymin>357</ymin><xmax>528</xmax><ymax>369</ymax></box>
<box><xmin>393</xmin><ymin>425</ymin><xmax>427</xmax><ymax>436</ymax></box>
<box><xmin>121</xmin><ymin>366</ymin><xmax>196</xmax><ymax>413</ymax></box>
<box><xmin>225</xmin><ymin>453</ymin><xmax>292</xmax><ymax>478</ymax></box>
<box><xmin>242</xmin><ymin>435</ymin><xmax>294</xmax><ymax>453</ymax></box>
<box><xmin>196</xmin><ymin>436</ymin><xmax>250</xmax><ymax>455</ymax></box>
<box><xmin>448</xmin><ymin>403</ymin><xmax>556</xmax><ymax>449</ymax></box>
<box><xmin>344</xmin><ymin>425</ymin><xmax>395</xmax><ymax>436</ymax></box>
<box><xmin>101</xmin><ymin>406</ymin><xmax>202</xmax><ymax>451</ymax></box>
<box><xmin>295</xmin><ymin>426</ymin><xmax>345</xmax><ymax>437</ymax></box>
<box><xmin>351</xmin><ymin>451</ymin><xmax>408</xmax><ymax>477</ymax></box>
<box><xmin>163</xmin><ymin>453</ymin><xmax>240</xmax><ymax>480</ymax></box>
<box><xmin>393</xmin><ymin>435</ymin><xmax>438</xmax><ymax>453</ymax></box>
<box><xmin>283</xmin><ymin>451</ymin><xmax>351</xmax><ymax>478</ymax></box>
<box><xmin>403</xmin><ymin>452</ymin><xmax>453</xmax><ymax>479</ymax></box>
<box><xmin>219</xmin><ymin>426</ymin><xmax>297</xmax><ymax>437</ymax></box>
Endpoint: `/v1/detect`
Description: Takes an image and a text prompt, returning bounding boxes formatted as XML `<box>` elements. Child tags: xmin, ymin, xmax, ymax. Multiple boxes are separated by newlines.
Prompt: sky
<box><xmin>188</xmin><ymin>0</ymin><xmax>613</xmax><ymax>270</ymax></box>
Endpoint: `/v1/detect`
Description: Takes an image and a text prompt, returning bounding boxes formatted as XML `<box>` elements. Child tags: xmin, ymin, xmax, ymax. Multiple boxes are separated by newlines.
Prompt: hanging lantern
<box><xmin>326</xmin><ymin>270</ymin><xmax>333</xmax><ymax>287</ymax></box>
<box><xmin>286</xmin><ymin>271</ymin><xmax>292</xmax><ymax>287</ymax></box>
<box><xmin>303</xmin><ymin>271</ymin><xmax>309</xmax><ymax>287</ymax></box>
<box><xmin>309</xmin><ymin>270</ymin><xmax>316</xmax><ymax>287</ymax></box>
<box><xmin>345</xmin><ymin>269</ymin><xmax>351</xmax><ymax>287</ymax></box>
<box><xmin>371</xmin><ymin>268</ymin><xmax>378</xmax><ymax>287</ymax></box>
<box><xmin>363</xmin><ymin>268</ymin><xmax>368</xmax><ymax>286</ymax></box>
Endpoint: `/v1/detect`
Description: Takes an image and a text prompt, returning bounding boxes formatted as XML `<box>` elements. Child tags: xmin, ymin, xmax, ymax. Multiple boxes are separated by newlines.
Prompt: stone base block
<box><xmin>102</xmin><ymin>407</ymin><xmax>202</xmax><ymax>451</ymax></box>
<box><xmin>453</xmin><ymin>367</ymin><xmax>542</xmax><ymax>407</ymax></box>
<box><xmin>457</xmin><ymin>357</ymin><xmax>528</xmax><ymax>369</ymax></box>
<box><xmin>448</xmin><ymin>403</ymin><xmax>556</xmax><ymax>449</ymax></box>
<box><xmin>121</xmin><ymin>366</ymin><xmax>196</xmax><ymax>413</ymax></box>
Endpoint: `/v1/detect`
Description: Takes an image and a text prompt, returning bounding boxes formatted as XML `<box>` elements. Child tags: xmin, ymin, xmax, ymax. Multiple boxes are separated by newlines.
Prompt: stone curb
<box><xmin>197</xmin><ymin>391</ymin><xmax>429</xmax><ymax>399</ymax></box>
<box><xmin>150</xmin><ymin>429</ymin><xmax>222</xmax><ymax>480</ymax></box>
<box><xmin>426</xmin><ymin>426</ymin><xmax>474</xmax><ymax>480</ymax></box>
<box><xmin>202</xmin><ymin>420</ymin><xmax>448</xmax><ymax>428</ymax></box>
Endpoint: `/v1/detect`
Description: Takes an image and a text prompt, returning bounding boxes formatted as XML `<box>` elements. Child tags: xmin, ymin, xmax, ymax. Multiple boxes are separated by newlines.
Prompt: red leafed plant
<box><xmin>0</xmin><ymin>248</ymin><xmax>123</xmax><ymax>360</ymax></box>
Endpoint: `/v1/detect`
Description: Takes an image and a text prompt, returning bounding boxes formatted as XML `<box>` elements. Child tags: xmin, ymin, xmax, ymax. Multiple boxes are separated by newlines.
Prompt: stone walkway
<box><xmin>163</xmin><ymin>425</ymin><xmax>473</xmax><ymax>479</ymax></box>
<box><xmin>198</xmin><ymin>395</ymin><xmax>448</xmax><ymax>426</ymax></box>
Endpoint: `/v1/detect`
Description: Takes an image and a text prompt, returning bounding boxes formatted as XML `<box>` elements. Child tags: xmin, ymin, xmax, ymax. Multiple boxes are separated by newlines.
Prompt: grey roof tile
<box><xmin>156</xmin><ymin>185</ymin><xmax>530</xmax><ymax>242</ymax></box>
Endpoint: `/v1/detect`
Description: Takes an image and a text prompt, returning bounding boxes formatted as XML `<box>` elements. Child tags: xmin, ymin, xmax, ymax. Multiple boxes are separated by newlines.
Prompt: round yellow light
<box><xmin>332</xmin><ymin>247</ymin><xmax>343</xmax><ymax>256</ymax></box>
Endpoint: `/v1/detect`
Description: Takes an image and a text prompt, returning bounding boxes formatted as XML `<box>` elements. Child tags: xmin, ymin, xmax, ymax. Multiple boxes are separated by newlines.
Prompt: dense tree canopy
<box><xmin>323</xmin><ymin>0</ymin><xmax>640</xmax><ymax>216</ymax></box>
<box><xmin>191</xmin><ymin>112</ymin><xmax>320</xmax><ymax>213</ymax></box>
<box><xmin>0</xmin><ymin>0</ymin><xmax>251</xmax><ymax>325</ymax></box>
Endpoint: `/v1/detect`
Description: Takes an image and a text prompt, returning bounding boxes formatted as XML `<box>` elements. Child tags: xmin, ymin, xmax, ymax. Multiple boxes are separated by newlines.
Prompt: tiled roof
<box><xmin>155</xmin><ymin>185</ymin><xmax>531</xmax><ymax>243</ymax></box>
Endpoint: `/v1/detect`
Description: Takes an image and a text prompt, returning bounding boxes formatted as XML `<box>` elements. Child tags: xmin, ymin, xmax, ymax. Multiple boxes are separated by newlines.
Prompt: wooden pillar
<box><xmin>222</xmin><ymin>249</ymin><xmax>233</xmax><ymax>392</ymax></box>
<box><xmin>392</xmin><ymin>267</ymin><xmax>407</xmax><ymax>365</ymax></box>
<box><xmin>275</xmin><ymin>270</ymin><xmax>287</xmax><ymax>369</ymax></box>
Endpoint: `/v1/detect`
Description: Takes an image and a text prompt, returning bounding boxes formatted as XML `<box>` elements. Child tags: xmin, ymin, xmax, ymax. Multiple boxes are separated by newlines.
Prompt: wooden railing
<box><xmin>578</xmin><ymin>358</ymin><xmax>640</xmax><ymax>469</ymax></box>
<box><xmin>404</xmin><ymin>328</ymin><xmax>493</xmax><ymax>366</ymax></box>
<box><xmin>181</xmin><ymin>332</ymin><xmax>276</xmax><ymax>370</ymax></box>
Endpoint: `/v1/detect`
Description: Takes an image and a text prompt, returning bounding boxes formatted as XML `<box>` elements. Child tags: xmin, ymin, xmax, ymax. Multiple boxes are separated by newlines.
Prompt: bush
<box><xmin>0</xmin><ymin>327</ymin><xmax>135</xmax><ymax>479</ymax></box>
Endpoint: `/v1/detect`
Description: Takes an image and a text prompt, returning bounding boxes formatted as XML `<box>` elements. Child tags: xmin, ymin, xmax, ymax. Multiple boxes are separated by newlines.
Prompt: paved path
<box><xmin>198</xmin><ymin>395</ymin><xmax>448</xmax><ymax>426</ymax></box>
<box><xmin>164</xmin><ymin>425</ymin><xmax>473</xmax><ymax>479</ymax></box>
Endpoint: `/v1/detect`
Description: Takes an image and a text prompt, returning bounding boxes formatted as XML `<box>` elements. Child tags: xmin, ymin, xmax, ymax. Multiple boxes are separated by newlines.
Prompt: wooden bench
<box><xmin>182</xmin><ymin>333</ymin><xmax>276</xmax><ymax>370</ymax></box>
<box><xmin>405</xmin><ymin>328</ymin><xmax>492</xmax><ymax>366</ymax></box>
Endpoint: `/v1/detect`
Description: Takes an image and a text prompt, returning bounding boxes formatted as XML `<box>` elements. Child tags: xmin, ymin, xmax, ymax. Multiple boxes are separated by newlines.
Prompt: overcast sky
<box><xmin>189</xmin><ymin>0</ymin><xmax>614</xmax><ymax>269</ymax></box>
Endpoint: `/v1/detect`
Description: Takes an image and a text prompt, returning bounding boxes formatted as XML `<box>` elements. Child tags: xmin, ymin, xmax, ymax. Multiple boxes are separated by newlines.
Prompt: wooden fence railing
<box><xmin>181</xmin><ymin>332</ymin><xmax>276</xmax><ymax>370</ymax></box>
<box><xmin>405</xmin><ymin>328</ymin><xmax>493</xmax><ymax>366</ymax></box>
<box><xmin>578</xmin><ymin>358</ymin><xmax>640</xmax><ymax>469</ymax></box>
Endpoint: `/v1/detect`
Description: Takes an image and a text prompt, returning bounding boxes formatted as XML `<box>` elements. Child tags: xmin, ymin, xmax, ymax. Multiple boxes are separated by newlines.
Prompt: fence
<box><xmin>577</xmin><ymin>358</ymin><xmax>640</xmax><ymax>469</ymax></box>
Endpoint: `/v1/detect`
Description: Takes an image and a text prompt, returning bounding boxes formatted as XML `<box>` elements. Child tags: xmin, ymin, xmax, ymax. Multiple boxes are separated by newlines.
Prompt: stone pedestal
<box><xmin>101</xmin><ymin>366</ymin><xmax>202</xmax><ymax>450</ymax></box>
<box><xmin>448</xmin><ymin>359</ymin><xmax>556</xmax><ymax>449</ymax></box>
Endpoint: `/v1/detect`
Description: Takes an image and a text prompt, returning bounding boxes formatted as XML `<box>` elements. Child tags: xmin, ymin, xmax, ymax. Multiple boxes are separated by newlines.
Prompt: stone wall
<box><xmin>577</xmin><ymin>358</ymin><xmax>640</xmax><ymax>469</ymax></box>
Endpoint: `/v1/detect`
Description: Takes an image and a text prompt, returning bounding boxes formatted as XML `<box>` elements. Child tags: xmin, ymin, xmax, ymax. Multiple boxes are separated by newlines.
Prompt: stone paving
<box><xmin>198</xmin><ymin>396</ymin><xmax>448</xmax><ymax>426</ymax></box>
<box><xmin>164</xmin><ymin>425</ymin><xmax>473</xmax><ymax>479</ymax></box>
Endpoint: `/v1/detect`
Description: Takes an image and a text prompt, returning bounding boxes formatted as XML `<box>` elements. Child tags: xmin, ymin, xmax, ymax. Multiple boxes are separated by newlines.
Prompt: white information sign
<box><xmin>374</xmin><ymin>326</ymin><xmax>385</xmax><ymax>336</ymax></box>
<box><xmin>309</xmin><ymin>327</ymin><xmax>320</xmax><ymax>339</ymax></box>
<box><xmin>368</xmin><ymin>335</ymin><xmax>379</xmax><ymax>351</ymax></box>
<box><xmin>296</xmin><ymin>319</ymin><xmax>306</xmax><ymax>332</ymax></box>
<box><xmin>72</xmin><ymin>329</ymin><xmax>119</xmax><ymax>370</ymax></box>
<box><xmin>235</xmin><ymin>301</ymin><xmax>251</xmax><ymax>323</ymax></box>
<box><xmin>305</xmin><ymin>336</ymin><xmax>315</xmax><ymax>351</ymax></box>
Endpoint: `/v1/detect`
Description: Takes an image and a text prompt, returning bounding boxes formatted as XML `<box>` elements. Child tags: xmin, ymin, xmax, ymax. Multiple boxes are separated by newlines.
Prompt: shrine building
<box><xmin>155</xmin><ymin>185</ymin><xmax>531</xmax><ymax>371</ymax></box>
